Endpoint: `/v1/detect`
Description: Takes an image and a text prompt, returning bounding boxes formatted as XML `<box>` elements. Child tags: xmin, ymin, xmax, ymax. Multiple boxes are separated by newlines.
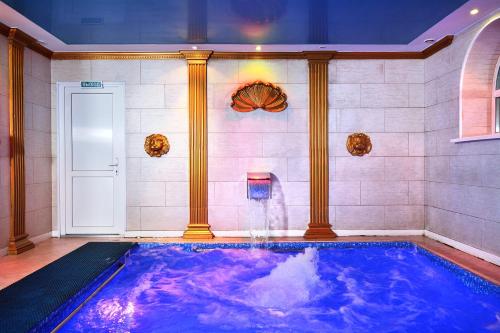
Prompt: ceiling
<box><xmin>0</xmin><ymin>0</ymin><xmax>499</xmax><ymax>52</ymax></box>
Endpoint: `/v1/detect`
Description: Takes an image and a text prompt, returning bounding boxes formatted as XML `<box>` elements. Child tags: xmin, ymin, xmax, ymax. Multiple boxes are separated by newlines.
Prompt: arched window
<box><xmin>495</xmin><ymin>60</ymin><xmax>500</xmax><ymax>133</ymax></box>
<box><xmin>460</xmin><ymin>17</ymin><xmax>500</xmax><ymax>139</ymax></box>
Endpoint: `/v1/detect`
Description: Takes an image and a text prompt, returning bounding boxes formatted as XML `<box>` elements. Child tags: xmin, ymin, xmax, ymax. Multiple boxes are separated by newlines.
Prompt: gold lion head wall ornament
<box><xmin>144</xmin><ymin>134</ymin><xmax>170</xmax><ymax>157</ymax></box>
<box><xmin>346</xmin><ymin>133</ymin><xmax>372</xmax><ymax>156</ymax></box>
<box><xmin>231</xmin><ymin>81</ymin><xmax>288</xmax><ymax>113</ymax></box>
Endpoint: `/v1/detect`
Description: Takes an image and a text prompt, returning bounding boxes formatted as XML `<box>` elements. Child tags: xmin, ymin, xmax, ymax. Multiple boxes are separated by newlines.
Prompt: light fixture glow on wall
<box><xmin>255</xmin><ymin>45</ymin><xmax>262</xmax><ymax>51</ymax></box>
<box><xmin>191</xmin><ymin>46</ymin><xmax>198</xmax><ymax>50</ymax></box>
<box><xmin>470</xmin><ymin>8</ymin><xmax>479</xmax><ymax>15</ymax></box>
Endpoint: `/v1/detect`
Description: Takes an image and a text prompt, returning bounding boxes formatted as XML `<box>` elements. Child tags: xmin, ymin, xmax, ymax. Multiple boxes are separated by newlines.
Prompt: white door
<box><xmin>59</xmin><ymin>83</ymin><xmax>126</xmax><ymax>235</ymax></box>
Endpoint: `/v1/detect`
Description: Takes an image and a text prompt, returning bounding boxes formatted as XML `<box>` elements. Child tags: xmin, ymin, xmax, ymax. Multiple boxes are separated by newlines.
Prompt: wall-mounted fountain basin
<box><xmin>247</xmin><ymin>172</ymin><xmax>272</xmax><ymax>200</ymax></box>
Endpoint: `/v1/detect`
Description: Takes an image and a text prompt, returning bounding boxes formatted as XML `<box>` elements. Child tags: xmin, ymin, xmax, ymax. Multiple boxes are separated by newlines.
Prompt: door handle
<box><xmin>109</xmin><ymin>161</ymin><xmax>119</xmax><ymax>175</ymax></box>
<box><xmin>108</xmin><ymin>158</ymin><xmax>119</xmax><ymax>167</ymax></box>
<box><xmin>109</xmin><ymin>158</ymin><xmax>119</xmax><ymax>175</ymax></box>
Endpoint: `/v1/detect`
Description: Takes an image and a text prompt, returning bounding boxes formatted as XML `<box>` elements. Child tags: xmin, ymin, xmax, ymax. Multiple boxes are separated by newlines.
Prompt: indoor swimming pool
<box><xmin>56</xmin><ymin>242</ymin><xmax>500</xmax><ymax>332</ymax></box>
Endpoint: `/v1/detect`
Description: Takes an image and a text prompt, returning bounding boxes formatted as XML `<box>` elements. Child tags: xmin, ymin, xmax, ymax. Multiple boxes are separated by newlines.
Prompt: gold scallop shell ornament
<box><xmin>231</xmin><ymin>81</ymin><xmax>288</xmax><ymax>112</ymax></box>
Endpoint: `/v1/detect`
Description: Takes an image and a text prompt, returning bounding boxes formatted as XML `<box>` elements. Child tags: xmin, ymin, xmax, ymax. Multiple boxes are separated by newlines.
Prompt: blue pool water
<box><xmin>59</xmin><ymin>242</ymin><xmax>499</xmax><ymax>332</ymax></box>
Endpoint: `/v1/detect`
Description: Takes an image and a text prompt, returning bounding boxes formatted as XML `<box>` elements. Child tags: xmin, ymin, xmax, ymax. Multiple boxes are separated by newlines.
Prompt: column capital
<box><xmin>303</xmin><ymin>51</ymin><xmax>335</xmax><ymax>62</ymax></box>
<box><xmin>180</xmin><ymin>50</ymin><xmax>213</xmax><ymax>63</ymax></box>
<box><xmin>6</xmin><ymin>27</ymin><xmax>52</xmax><ymax>58</ymax></box>
<box><xmin>8</xmin><ymin>28</ymin><xmax>37</xmax><ymax>47</ymax></box>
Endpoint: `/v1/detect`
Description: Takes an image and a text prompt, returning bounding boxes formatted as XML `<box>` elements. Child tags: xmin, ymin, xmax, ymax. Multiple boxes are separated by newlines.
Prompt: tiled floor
<box><xmin>0</xmin><ymin>236</ymin><xmax>498</xmax><ymax>289</ymax></box>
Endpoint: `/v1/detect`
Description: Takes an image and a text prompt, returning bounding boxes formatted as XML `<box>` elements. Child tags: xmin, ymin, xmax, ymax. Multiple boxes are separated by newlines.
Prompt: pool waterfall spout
<box><xmin>247</xmin><ymin>173</ymin><xmax>272</xmax><ymax>245</ymax></box>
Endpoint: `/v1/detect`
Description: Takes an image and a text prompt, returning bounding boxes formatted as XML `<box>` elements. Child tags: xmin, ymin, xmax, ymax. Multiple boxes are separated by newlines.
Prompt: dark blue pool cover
<box><xmin>0</xmin><ymin>242</ymin><xmax>136</xmax><ymax>333</ymax></box>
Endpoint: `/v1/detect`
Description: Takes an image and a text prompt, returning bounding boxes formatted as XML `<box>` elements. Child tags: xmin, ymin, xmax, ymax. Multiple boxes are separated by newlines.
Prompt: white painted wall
<box><xmin>424</xmin><ymin>13</ymin><xmax>500</xmax><ymax>256</ymax></box>
<box><xmin>329</xmin><ymin>59</ymin><xmax>425</xmax><ymax>230</ymax></box>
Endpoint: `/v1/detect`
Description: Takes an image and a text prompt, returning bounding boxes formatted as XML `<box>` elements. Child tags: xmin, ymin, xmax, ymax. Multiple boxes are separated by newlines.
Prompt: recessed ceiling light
<box><xmin>191</xmin><ymin>46</ymin><xmax>198</xmax><ymax>50</ymax></box>
<box><xmin>255</xmin><ymin>45</ymin><xmax>262</xmax><ymax>51</ymax></box>
<box><xmin>470</xmin><ymin>8</ymin><xmax>479</xmax><ymax>15</ymax></box>
<box><xmin>424</xmin><ymin>38</ymin><xmax>435</xmax><ymax>44</ymax></box>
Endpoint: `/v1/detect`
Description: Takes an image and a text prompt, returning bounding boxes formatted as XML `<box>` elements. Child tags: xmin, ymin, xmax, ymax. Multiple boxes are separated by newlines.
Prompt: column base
<box><xmin>8</xmin><ymin>234</ymin><xmax>34</xmax><ymax>255</ymax></box>
<box><xmin>304</xmin><ymin>223</ymin><xmax>337</xmax><ymax>239</ymax></box>
<box><xmin>183</xmin><ymin>224</ymin><xmax>214</xmax><ymax>239</ymax></box>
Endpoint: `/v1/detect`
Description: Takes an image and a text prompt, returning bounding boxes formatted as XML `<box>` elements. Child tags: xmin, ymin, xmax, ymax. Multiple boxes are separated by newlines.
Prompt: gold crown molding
<box><xmin>334</xmin><ymin>52</ymin><xmax>424</xmax><ymax>60</ymax></box>
<box><xmin>51</xmin><ymin>52</ymin><xmax>183</xmax><ymax>60</ymax></box>
<box><xmin>8</xmin><ymin>34</ymin><xmax>34</xmax><ymax>254</ymax></box>
<box><xmin>422</xmin><ymin>35</ymin><xmax>454</xmax><ymax>58</ymax></box>
<box><xmin>196</xmin><ymin>36</ymin><xmax>454</xmax><ymax>60</ymax></box>
<box><xmin>0</xmin><ymin>21</ymin><xmax>10</xmax><ymax>36</ymax></box>
<box><xmin>27</xmin><ymin>43</ymin><xmax>53</xmax><ymax>59</ymax></box>
<box><xmin>332</xmin><ymin>35</ymin><xmax>453</xmax><ymax>59</ymax></box>
<box><xmin>2</xmin><ymin>26</ymin><xmax>53</xmax><ymax>58</ymax></box>
<box><xmin>212</xmin><ymin>52</ymin><xmax>307</xmax><ymax>59</ymax></box>
<box><xmin>304</xmin><ymin>58</ymin><xmax>336</xmax><ymax>239</ymax></box>
<box><xmin>183</xmin><ymin>50</ymin><xmax>214</xmax><ymax>239</ymax></box>
<box><xmin>51</xmin><ymin>45</ymin><xmax>452</xmax><ymax>61</ymax></box>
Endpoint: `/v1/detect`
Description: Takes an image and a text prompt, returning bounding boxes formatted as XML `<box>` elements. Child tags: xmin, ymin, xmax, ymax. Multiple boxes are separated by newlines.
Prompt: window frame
<box><xmin>493</xmin><ymin>57</ymin><xmax>500</xmax><ymax>133</ymax></box>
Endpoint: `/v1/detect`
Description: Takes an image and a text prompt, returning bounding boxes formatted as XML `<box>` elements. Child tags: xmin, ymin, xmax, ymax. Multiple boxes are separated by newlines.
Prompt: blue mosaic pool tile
<box><xmin>137</xmin><ymin>241</ymin><xmax>499</xmax><ymax>295</ymax></box>
<box><xmin>31</xmin><ymin>248</ymin><xmax>135</xmax><ymax>333</ymax></box>
<box><xmin>138</xmin><ymin>241</ymin><xmax>415</xmax><ymax>251</ymax></box>
<box><xmin>415</xmin><ymin>246</ymin><xmax>499</xmax><ymax>296</ymax></box>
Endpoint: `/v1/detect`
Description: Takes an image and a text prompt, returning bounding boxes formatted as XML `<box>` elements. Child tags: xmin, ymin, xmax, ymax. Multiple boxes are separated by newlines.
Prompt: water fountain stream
<box><xmin>247</xmin><ymin>173</ymin><xmax>272</xmax><ymax>246</ymax></box>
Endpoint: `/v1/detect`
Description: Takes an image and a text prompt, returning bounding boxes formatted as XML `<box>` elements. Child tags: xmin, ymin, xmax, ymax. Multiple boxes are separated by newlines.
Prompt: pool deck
<box><xmin>0</xmin><ymin>236</ymin><xmax>498</xmax><ymax>289</ymax></box>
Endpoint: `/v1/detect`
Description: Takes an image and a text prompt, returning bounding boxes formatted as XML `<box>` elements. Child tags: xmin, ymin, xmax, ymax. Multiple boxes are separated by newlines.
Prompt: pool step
<box><xmin>0</xmin><ymin>242</ymin><xmax>136</xmax><ymax>333</ymax></box>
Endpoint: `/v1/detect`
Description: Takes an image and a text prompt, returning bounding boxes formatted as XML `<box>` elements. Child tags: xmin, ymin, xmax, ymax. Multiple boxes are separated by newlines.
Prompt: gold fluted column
<box><xmin>304</xmin><ymin>52</ymin><xmax>337</xmax><ymax>239</ymax></box>
<box><xmin>8</xmin><ymin>29</ymin><xmax>34</xmax><ymax>254</ymax></box>
<box><xmin>181</xmin><ymin>50</ymin><xmax>214</xmax><ymax>239</ymax></box>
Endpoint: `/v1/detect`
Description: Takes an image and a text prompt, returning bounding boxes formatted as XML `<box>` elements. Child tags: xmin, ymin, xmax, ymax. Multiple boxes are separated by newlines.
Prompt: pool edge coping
<box><xmin>410</xmin><ymin>241</ymin><xmax>500</xmax><ymax>285</ymax></box>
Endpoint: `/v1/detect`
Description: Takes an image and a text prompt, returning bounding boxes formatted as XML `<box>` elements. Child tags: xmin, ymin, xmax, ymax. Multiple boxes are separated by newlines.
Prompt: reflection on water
<box><xmin>60</xmin><ymin>246</ymin><xmax>500</xmax><ymax>333</ymax></box>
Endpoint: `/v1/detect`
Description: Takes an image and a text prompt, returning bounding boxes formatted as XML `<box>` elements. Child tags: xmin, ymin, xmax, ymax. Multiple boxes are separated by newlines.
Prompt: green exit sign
<box><xmin>81</xmin><ymin>81</ymin><xmax>103</xmax><ymax>88</ymax></box>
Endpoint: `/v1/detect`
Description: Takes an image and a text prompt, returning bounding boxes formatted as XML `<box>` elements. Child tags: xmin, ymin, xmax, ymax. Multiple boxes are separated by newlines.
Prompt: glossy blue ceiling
<box><xmin>2</xmin><ymin>0</ymin><xmax>468</xmax><ymax>45</ymax></box>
